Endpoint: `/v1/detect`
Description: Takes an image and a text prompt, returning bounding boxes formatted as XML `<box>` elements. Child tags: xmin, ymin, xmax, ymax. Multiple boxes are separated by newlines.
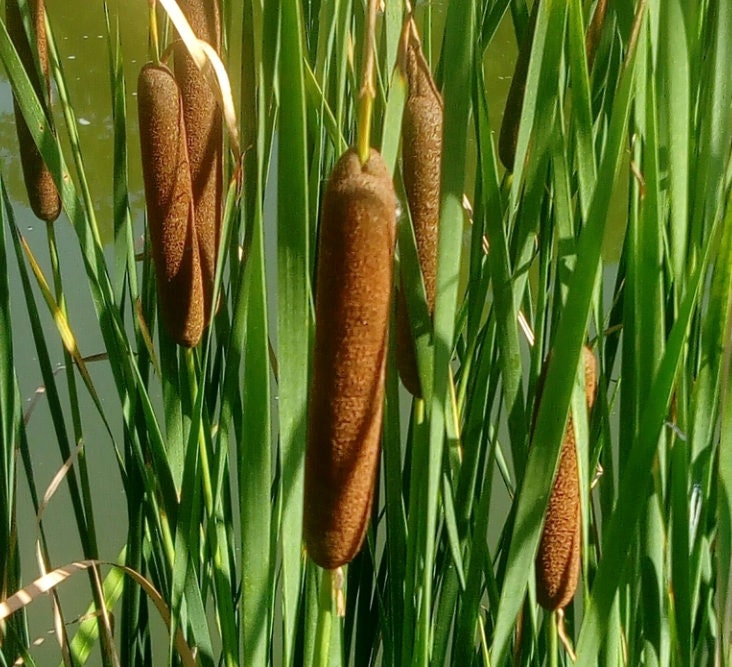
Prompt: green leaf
<box><xmin>278</xmin><ymin>2</ymin><xmax>312</xmax><ymax>664</ymax></box>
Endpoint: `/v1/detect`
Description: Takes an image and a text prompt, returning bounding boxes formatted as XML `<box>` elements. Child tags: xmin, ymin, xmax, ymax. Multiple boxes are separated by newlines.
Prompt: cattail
<box><xmin>138</xmin><ymin>63</ymin><xmax>203</xmax><ymax>348</ymax></box>
<box><xmin>6</xmin><ymin>0</ymin><xmax>61</xmax><ymax>222</ymax></box>
<box><xmin>498</xmin><ymin>0</ymin><xmax>540</xmax><ymax>173</ymax></box>
<box><xmin>304</xmin><ymin>148</ymin><xmax>397</xmax><ymax>570</ymax></box>
<box><xmin>536</xmin><ymin>346</ymin><xmax>597</xmax><ymax>611</ymax></box>
<box><xmin>396</xmin><ymin>35</ymin><xmax>443</xmax><ymax>397</ymax></box>
<box><xmin>174</xmin><ymin>0</ymin><xmax>222</xmax><ymax>326</ymax></box>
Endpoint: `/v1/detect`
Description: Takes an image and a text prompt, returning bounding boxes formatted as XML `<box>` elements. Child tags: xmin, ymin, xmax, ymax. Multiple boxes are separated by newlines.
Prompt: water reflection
<box><xmin>0</xmin><ymin>0</ymin><xmax>149</xmax><ymax>241</ymax></box>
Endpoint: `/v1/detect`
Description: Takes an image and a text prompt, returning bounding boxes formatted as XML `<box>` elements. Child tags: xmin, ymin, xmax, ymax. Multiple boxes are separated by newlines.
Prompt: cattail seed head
<box><xmin>7</xmin><ymin>0</ymin><xmax>61</xmax><ymax>222</ymax></box>
<box><xmin>498</xmin><ymin>1</ymin><xmax>539</xmax><ymax>173</ymax></box>
<box><xmin>138</xmin><ymin>63</ymin><xmax>203</xmax><ymax>348</ymax></box>
<box><xmin>304</xmin><ymin>148</ymin><xmax>397</xmax><ymax>570</ymax></box>
<box><xmin>396</xmin><ymin>39</ymin><xmax>442</xmax><ymax>397</ymax></box>
<box><xmin>536</xmin><ymin>346</ymin><xmax>597</xmax><ymax>611</ymax></box>
<box><xmin>174</xmin><ymin>0</ymin><xmax>223</xmax><ymax>326</ymax></box>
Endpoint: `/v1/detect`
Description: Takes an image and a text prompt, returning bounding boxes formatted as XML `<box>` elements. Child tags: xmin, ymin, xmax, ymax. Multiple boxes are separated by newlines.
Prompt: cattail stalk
<box><xmin>174</xmin><ymin>0</ymin><xmax>223</xmax><ymax>325</ymax></box>
<box><xmin>536</xmin><ymin>346</ymin><xmax>597</xmax><ymax>610</ymax></box>
<box><xmin>137</xmin><ymin>63</ymin><xmax>203</xmax><ymax>348</ymax></box>
<box><xmin>356</xmin><ymin>0</ymin><xmax>379</xmax><ymax>165</ymax></box>
<box><xmin>396</xmin><ymin>27</ymin><xmax>443</xmax><ymax>397</ymax></box>
<box><xmin>304</xmin><ymin>148</ymin><xmax>396</xmax><ymax>569</ymax></box>
<box><xmin>6</xmin><ymin>0</ymin><xmax>61</xmax><ymax>222</ymax></box>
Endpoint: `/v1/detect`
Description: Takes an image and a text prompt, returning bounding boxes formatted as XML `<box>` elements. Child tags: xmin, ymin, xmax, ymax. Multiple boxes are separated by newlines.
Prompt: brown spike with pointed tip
<box><xmin>138</xmin><ymin>63</ymin><xmax>203</xmax><ymax>348</ymax></box>
<box><xmin>396</xmin><ymin>34</ymin><xmax>442</xmax><ymax>397</ymax></box>
<box><xmin>536</xmin><ymin>346</ymin><xmax>597</xmax><ymax>611</ymax></box>
<box><xmin>174</xmin><ymin>0</ymin><xmax>223</xmax><ymax>327</ymax></box>
<box><xmin>304</xmin><ymin>148</ymin><xmax>397</xmax><ymax>570</ymax></box>
<box><xmin>6</xmin><ymin>0</ymin><xmax>61</xmax><ymax>222</ymax></box>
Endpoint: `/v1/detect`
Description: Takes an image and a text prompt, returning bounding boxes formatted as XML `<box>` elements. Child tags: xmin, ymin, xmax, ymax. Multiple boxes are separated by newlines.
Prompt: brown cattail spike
<box><xmin>6</xmin><ymin>0</ymin><xmax>61</xmax><ymax>222</ymax></box>
<box><xmin>304</xmin><ymin>148</ymin><xmax>396</xmax><ymax>570</ymax></box>
<box><xmin>536</xmin><ymin>346</ymin><xmax>597</xmax><ymax>611</ymax></box>
<box><xmin>174</xmin><ymin>0</ymin><xmax>223</xmax><ymax>327</ymax></box>
<box><xmin>498</xmin><ymin>0</ymin><xmax>540</xmax><ymax>173</ymax></box>
<box><xmin>396</xmin><ymin>30</ymin><xmax>443</xmax><ymax>397</ymax></box>
<box><xmin>138</xmin><ymin>63</ymin><xmax>203</xmax><ymax>348</ymax></box>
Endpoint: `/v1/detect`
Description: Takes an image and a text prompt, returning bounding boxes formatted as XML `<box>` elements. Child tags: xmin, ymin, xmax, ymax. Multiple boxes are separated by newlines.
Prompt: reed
<box><xmin>396</xmin><ymin>31</ymin><xmax>442</xmax><ymax>397</ymax></box>
<box><xmin>304</xmin><ymin>147</ymin><xmax>396</xmax><ymax>570</ymax></box>
<box><xmin>536</xmin><ymin>346</ymin><xmax>597</xmax><ymax>611</ymax></box>
<box><xmin>174</xmin><ymin>0</ymin><xmax>222</xmax><ymax>325</ymax></box>
<box><xmin>137</xmin><ymin>62</ymin><xmax>203</xmax><ymax>348</ymax></box>
<box><xmin>6</xmin><ymin>0</ymin><xmax>61</xmax><ymax>222</ymax></box>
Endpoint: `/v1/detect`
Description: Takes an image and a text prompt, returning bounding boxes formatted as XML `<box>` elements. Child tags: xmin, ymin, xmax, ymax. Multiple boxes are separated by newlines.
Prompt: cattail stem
<box><xmin>184</xmin><ymin>348</ymin><xmax>214</xmax><ymax>517</ymax></box>
<box><xmin>314</xmin><ymin>569</ymin><xmax>334</xmax><ymax>667</ymax></box>
<box><xmin>149</xmin><ymin>0</ymin><xmax>160</xmax><ymax>64</ymax></box>
<box><xmin>357</xmin><ymin>0</ymin><xmax>378</xmax><ymax>165</ymax></box>
<box><xmin>549</xmin><ymin>611</ymin><xmax>558</xmax><ymax>667</ymax></box>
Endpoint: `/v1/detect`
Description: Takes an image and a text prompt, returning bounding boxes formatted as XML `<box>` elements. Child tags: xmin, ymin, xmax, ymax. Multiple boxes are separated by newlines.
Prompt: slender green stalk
<box><xmin>549</xmin><ymin>612</ymin><xmax>558</xmax><ymax>667</ymax></box>
<box><xmin>314</xmin><ymin>570</ymin><xmax>334</xmax><ymax>667</ymax></box>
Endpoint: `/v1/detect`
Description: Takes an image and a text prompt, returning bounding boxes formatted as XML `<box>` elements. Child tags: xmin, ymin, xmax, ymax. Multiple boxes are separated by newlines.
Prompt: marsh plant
<box><xmin>0</xmin><ymin>0</ymin><xmax>731</xmax><ymax>665</ymax></box>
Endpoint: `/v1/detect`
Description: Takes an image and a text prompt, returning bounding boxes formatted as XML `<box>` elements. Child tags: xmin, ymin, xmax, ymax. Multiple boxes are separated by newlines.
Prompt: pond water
<box><xmin>2</xmin><ymin>4</ymin><xmax>164</xmax><ymax>663</ymax></box>
<box><xmin>0</xmin><ymin>3</ymin><xmax>624</xmax><ymax>664</ymax></box>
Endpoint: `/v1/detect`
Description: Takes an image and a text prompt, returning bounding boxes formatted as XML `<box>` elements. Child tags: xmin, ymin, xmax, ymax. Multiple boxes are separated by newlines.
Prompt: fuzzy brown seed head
<box><xmin>138</xmin><ymin>63</ymin><xmax>203</xmax><ymax>348</ymax></box>
<box><xmin>304</xmin><ymin>148</ymin><xmax>397</xmax><ymax>570</ymax></box>
<box><xmin>174</xmin><ymin>0</ymin><xmax>223</xmax><ymax>326</ymax></box>
<box><xmin>396</xmin><ymin>40</ymin><xmax>442</xmax><ymax>397</ymax></box>
<box><xmin>535</xmin><ymin>345</ymin><xmax>597</xmax><ymax>610</ymax></box>
<box><xmin>536</xmin><ymin>418</ymin><xmax>581</xmax><ymax>611</ymax></box>
<box><xmin>7</xmin><ymin>0</ymin><xmax>61</xmax><ymax>222</ymax></box>
<box><xmin>498</xmin><ymin>0</ymin><xmax>539</xmax><ymax>173</ymax></box>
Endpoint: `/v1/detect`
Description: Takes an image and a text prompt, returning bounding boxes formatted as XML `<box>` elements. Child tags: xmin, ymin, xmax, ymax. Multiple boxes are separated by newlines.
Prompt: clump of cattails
<box><xmin>6</xmin><ymin>0</ymin><xmax>61</xmax><ymax>222</ymax></box>
<box><xmin>304</xmin><ymin>148</ymin><xmax>397</xmax><ymax>569</ymax></box>
<box><xmin>137</xmin><ymin>62</ymin><xmax>203</xmax><ymax>348</ymax></box>
<box><xmin>396</xmin><ymin>27</ymin><xmax>443</xmax><ymax>397</ymax></box>
<box><xmin>536</xmin><ymin>345</ymin><xmax>597</xmax><ymax>611</ymax></box>
<box><xmin>174</xmin><ymin>0</ymin><xmax>222</xmax><ymax>325</ymax></box>
<box><xmin>137</xmin><ymin>0</ymin><xmax>224</xmax><ymax>347</ymax></box>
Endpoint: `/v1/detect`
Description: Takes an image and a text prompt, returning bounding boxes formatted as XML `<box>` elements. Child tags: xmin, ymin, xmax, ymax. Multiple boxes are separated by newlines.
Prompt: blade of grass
<box><xmin>567</xmin><ymin>0</ymin><xmax>596</xmax><ymax>216</ymax></box>
<box><xmin>240</xmin><ymin>167</ymin><xmax>273</xmax><ymax>667</ymax></box>
<box><xmin>278</xmin><ymin>2</ymin><xmax>311</xmax><ymax>664</ymax></box>
<box><xmin>659</xmin><ymin>0</ymin><xmax>690</xmax><ymax>287</ymax></box>
<box><xmin>713</xmin><ymin>185</ymin><xmax>732</xmax><ymax>666</ymax></box>
<box><xmin>383</xmin><ymin>304</ymin><xmax>405</xmax><ymax>667</ymax></box>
